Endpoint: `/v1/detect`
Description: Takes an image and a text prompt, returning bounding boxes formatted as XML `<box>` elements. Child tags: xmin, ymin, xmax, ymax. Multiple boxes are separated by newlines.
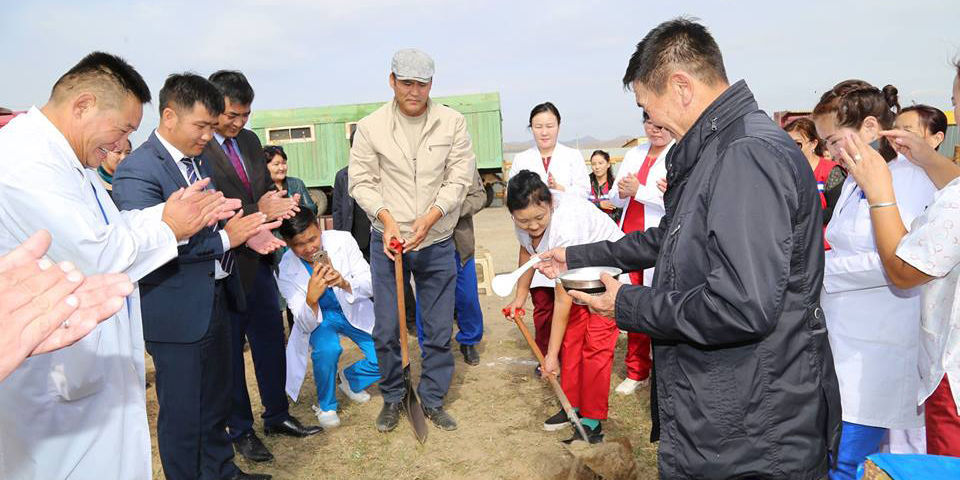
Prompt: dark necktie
<box><xmin>181</xmin><ymin>158</ymin><xmax>234</xmax><ymax>274</ymax></box>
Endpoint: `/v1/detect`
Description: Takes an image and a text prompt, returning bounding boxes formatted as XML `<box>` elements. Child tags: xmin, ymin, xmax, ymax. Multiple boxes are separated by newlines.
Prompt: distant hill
<box><xmin>503</xmin><ymin>135</ymin><xmax>635</xmax><ymax>153</ymax></box>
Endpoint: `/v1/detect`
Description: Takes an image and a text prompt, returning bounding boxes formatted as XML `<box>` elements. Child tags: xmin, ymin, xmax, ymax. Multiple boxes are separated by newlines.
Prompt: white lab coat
<box><xmin>821</xmin><ymin>154</ymin><xmax>936</xmax><ymax>429</ymax></box>
<box><xmin>0</xmin><ymin>107</ymin><xmax>179</xmax><ymax>479</ymax></box>
<box><xmin>277</xmin><ymin>230</ymin><xmax>374</xmax><ymax>401</ymax></box>
<box><xmin>508</xmin><ymin>142</ymin><xmax>591</xmax><ymax>199</ymax></box>
<box><xmin>608</xmin><ymin>141</ymin><xmax>674</xmax><ymax>286</ymax></box>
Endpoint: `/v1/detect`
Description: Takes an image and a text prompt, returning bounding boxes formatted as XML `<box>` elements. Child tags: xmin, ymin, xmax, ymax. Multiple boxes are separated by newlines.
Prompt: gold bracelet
<box><xmin>869</xmin><ymin>201</ymin><xmax>897</xmax><ymax>209</ymax></box>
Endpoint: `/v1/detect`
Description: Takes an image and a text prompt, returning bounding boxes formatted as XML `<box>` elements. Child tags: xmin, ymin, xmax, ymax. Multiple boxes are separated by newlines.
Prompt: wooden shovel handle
<box><xmin>394</xmin><ymin>251</ymin><xmax>409</xmax><ymax>367</ymax></box>
<box><xmin>511</xmin><ymin>311</ymin><xmax>590</xmax><ymax>440</ymax></box>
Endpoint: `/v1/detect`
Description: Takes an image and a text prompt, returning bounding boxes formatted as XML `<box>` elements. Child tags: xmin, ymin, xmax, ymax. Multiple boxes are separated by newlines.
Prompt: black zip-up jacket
<box><xmin>567</xmin><ymin>81</ymin><xmax>841</xmax><ymax>479</ymax></box>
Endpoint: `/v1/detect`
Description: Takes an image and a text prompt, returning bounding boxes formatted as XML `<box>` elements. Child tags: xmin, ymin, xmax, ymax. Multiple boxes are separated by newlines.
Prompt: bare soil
<box><xmin>147</xmin><ymin>207</ymin><xmax>660</xmax><ymax>479</ymax></box>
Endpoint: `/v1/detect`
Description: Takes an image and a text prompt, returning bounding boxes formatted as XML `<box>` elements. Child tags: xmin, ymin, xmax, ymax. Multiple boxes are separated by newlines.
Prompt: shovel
<box><xmin>391</xmin><ymin>239</ymin><xmax>428</xmax><ymax>444</ymax></box>
<box><xmin>504</xmin><ymin>307</ymin><xmax>590</xmax><ymax>442</ymax></box>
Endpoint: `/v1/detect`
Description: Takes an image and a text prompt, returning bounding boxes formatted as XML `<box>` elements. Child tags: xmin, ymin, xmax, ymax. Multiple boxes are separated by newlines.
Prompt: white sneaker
<box><xmin>615</xmin><ymin>378</ymin><xmax>648</xmax><ymax>395</ymax></box>
<box><xmin>338</xmin><ymin>370</ymin><xmax>371</xmax><ymax>403</ymax></box>
<box><xmin>311</xmin><ymin>405</ymin><xmax>341</xmax><ymax>428</ymax></box>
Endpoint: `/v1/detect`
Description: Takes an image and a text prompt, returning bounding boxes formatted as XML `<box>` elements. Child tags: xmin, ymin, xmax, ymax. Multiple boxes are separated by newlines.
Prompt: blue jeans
<box><xmin>415</xmin><ymin>251</ymin><xmax>484</xmax><ymax>349</ymax></box>
<box><xmin>309</xmin><ymin>313</ymin><xmax>379</xmax><ymax>412</ymax></box>
<box><xmin>829</xmin><ymin>421</ymin><xmax>886</xmax><ymax>480</ymax></box>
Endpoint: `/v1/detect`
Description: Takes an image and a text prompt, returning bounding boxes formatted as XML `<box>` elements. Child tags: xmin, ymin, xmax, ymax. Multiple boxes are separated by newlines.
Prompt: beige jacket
<box><xmin>349</xmin><ymin>100</ymin><xmax>475</xmax><ymax>250</ymax></box>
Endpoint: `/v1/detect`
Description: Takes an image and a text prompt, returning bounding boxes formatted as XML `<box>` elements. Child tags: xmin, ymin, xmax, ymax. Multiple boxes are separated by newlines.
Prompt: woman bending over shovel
<box><xmin>505</xmin><ymin>170</ymin><xmax>625</xmax><ymax>443</ymax></box>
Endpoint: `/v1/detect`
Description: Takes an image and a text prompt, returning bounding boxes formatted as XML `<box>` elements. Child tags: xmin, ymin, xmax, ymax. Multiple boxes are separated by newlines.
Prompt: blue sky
<box><xmin>2</xmin><ymin>1</ymin><xmax>958</xmax><ymax>145</ymax></box>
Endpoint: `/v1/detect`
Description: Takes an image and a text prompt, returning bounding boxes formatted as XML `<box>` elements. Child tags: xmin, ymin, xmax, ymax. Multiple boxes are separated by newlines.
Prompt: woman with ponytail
<box><xmin>812</xmin><ymin>80</ymin><xmax>937</xmax><ymax>479</ymax></box>
<box><xmin>835</xmin><ymin>62</ymin><xmax>960</xmax><ymax>459</ymax></box>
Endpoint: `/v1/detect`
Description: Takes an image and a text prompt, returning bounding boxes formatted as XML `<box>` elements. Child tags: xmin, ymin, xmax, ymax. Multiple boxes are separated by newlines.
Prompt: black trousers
<box><xmin>228</xmin><ymin>260</ymin><xmax>289</xmax><ymax>437</ymax></box>
<box><xmin>148</xmin><ymin>283</ymin><xmax>237</xmax><ymax>480</ymax></box>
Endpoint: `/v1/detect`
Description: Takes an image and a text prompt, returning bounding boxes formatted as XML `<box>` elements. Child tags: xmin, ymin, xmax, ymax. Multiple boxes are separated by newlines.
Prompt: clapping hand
<box><xmin>618</xmin><ymin>174</ymin><xmax>640</xmax><ymax>198</ymax></box>
<box><xmin>257</xmin><ymin>190</ymin><xmax>301</xmax><ymax>221</ymax></box>
<box><xmin>245</xmin><ymin>229</ymin><xmax>285</xmax><ymax>254</ymax></box>
<box><xmin>0</xmin><ymin>231</ymin><xmax>134</xmax><ymax>381</ymax></box>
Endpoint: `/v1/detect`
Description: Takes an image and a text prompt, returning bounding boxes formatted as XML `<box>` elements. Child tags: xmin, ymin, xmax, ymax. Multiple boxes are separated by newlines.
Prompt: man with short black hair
<box><xmin>114</xmin><ymin>73</ymin><xmax>275</xmax><ymax>480</ymax></box>
<box><xmin>0</xmin><ymin>52</ymin><xmax>232</xmax><ymax>480</ymax></box>
<box><xmin>350</xmin><ymin>48</ymin><xmax>475</xmax><ymax>432</ymax></box>
<box><xmin>537</xmin><ymin>18</ymin><xmax>840</xmax><ymax>478</ymax></box>
<box><xmin>203</xmin><ymin>70</ymin><xmax>320</xmax><ymax>465</ymax></box>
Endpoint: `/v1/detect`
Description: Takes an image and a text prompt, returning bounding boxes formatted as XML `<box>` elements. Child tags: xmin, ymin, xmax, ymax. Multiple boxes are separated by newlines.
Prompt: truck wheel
<box><xmin>308</xmin><ymin>188</ymin><xmax>328</xmax><ymax>215</ymax></box>
<box><xmin>484</xmin><ymin>183</ymin><xmax>495</xmax><ymax>209</ymax></box>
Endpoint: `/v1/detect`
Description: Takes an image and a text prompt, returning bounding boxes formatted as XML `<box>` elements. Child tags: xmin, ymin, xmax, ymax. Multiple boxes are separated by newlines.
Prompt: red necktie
<box><xmin>222</xmin><ymin>139</ymin><xmax>253</xmax><ymax>196</ymax></box>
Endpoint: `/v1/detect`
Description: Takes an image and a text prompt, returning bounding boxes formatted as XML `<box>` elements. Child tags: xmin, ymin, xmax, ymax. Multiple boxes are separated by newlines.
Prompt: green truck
<box><xmin>249</xmin><ymin>92</ymin><xmax>504</xmax><ymax>214</ymax></box>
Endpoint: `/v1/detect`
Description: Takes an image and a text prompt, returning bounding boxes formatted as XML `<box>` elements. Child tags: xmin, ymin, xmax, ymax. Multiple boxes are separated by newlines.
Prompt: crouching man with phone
<box><xmin>276</xmin><ymin>209</ymin><xmax>381</xmax><ymax>429</ymax></box>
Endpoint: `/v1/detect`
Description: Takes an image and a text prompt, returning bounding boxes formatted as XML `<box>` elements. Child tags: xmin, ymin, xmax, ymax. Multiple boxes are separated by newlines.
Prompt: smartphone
<box><xmin>310</xmin><ymin>249</ymin><xmax>330</xmax><ymax>267</ymax></box>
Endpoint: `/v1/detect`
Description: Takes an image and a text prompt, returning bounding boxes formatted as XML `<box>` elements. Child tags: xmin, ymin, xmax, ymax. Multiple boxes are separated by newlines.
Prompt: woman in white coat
<box><xmin>507</xmin><ymin>102</ymin><xmax>590</xmax><ymax>197</ymax></box>
<box><xmin>813</xmin><ymin>80</ymin><xmax>936</xmax><ymax>480</ymax></box>
<box><xmin>277</xmin><ymin>209</ymin><xmax>380</xmax><ymax>429</ymax></box>
<box><xmin>607</xmin><ymin>112</ymin><xmax>674</xmax><ymax>395</ymax></box>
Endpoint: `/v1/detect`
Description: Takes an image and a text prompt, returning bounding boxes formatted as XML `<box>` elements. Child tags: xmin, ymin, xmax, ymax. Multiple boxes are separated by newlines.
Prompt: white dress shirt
<box><xmin>0</xmin><ymin>107</ymin><xmax>180</xmax><ymax>479</ymax></box>
<box><xmin>821</xmin><ymin>154</ymin><xmax>936</xmax><ymax>428</ymax></box>
<box><xmin>155</xmin><ymin>131</ymin><xmax>231</xmax><ymax>279</ymax></box>
<box><xmin>896</xmin><ymin>177</ymin><xmax>960</xmax><ymax>413</ymax></box>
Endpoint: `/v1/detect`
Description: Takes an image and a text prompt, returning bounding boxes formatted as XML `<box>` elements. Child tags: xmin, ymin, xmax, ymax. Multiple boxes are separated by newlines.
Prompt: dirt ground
<box><xmin>146</xmin><ymin>206</ymin><xmax>660</xmax><ymax>479</ymax></box>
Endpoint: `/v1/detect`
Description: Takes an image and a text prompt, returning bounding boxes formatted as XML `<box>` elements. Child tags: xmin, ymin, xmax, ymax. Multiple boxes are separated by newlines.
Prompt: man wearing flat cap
<box><xmin>349</xmin><ymin>48</ymin><xmax>475</xmax><ymax>432</ymax></box>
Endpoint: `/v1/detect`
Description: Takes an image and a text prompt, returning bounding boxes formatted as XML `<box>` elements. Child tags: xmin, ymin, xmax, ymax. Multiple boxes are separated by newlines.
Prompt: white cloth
<box><xmin>608</xmin><ymin>141</ymin><xmax>674</xmax><ymax>286</ymax></box>
<box><xmin>0</xmin><ymin>107</ymin><xmax>179</xmax><ymax>479</ymax></box>
<box><xmin>508</xmin><ymin>142</ymin><xmax>590</xmax><ymax>200</ymax></box>
<box><xmin>155</xmin><ymin>130</ymin><xmax>231</xmax><ymax>279</ymax></box>
<box><xmin>515</xmin><ymin>192</ymin><xmax>625</xmax><ymax>288</ymax></box>
<box><xmin>277</xmin><ymin>230</ymin><xmax>374</xmax><ymax>401</ymax></box>
<box><xmin>821</xmin><ymin>154</ymin><xmax>936</xmax><ymax>429</ymax></box>
<box><xmin>896</xmin><ymin>176</ymin><xmax>960</xmax><ymax>414</ymax></box>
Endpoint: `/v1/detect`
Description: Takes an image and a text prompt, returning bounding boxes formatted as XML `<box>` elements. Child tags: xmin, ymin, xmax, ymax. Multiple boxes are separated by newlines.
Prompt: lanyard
<box><xmin>89</xmin><ymin>179</ymin><xmax>132</xmax><ymax>315</ymax></box>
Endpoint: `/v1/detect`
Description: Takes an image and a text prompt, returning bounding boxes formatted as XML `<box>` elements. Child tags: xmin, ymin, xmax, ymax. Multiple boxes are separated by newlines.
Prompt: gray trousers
<box><xmin>370</xmin><ymin>233</ymin><xmax>456</xmax><ymax>408</ymax></box>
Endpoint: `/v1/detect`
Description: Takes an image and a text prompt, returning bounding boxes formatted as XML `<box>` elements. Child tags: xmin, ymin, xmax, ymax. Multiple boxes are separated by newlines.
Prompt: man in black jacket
<box><xmin>537</xmin><ymin>18</ymin><xmax>841</xmax><ymax>479</ymax></box>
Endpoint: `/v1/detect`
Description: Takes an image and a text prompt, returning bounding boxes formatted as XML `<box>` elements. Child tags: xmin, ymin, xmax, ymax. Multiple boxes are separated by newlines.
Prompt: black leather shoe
<box><xmin>460</xmin><ymin>344</ymin><xmax>480</xmax><ymax>366</ymax></box>
<box><xmin>376</xmin><ymin>401</ymin><xmax>402</xmax><ymax>432</ymax></box>
<box><xmin>232</xmin><ymin>431</ymin><xmax>273</xmax><ymax>463</ymax></box>
<box><xmin>423</xmin><ymin>406</ymin><xmax>458</xmax><ymax>431</ymax></box>
<box><xmin>228</xmin><ymin>468</ymin><xmax>272</xmax><ymax>480</ymax></box>
<box><xmin>263</xmin><ymin>416</ymin><xmax>323</xmax><ymax>438</ymax></box>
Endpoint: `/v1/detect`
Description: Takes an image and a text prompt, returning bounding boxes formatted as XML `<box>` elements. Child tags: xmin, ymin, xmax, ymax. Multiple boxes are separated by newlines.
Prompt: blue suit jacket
<box><xmin>113</xmin><ymin>132</ymin><xmax>245</xmax><ymax>344</ymax></box>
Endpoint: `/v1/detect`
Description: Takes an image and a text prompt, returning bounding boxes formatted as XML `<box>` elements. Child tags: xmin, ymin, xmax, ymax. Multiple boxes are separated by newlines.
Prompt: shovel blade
<box><xmin>403</xmin><ymin>367</ymin><xmax>429</xmax><ymax>444</ymax></box>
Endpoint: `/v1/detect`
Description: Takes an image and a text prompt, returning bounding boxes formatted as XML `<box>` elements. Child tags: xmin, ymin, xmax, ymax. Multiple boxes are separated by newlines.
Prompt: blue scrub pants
<box><xmin>309</xmin><ymin>314</ymin><xmax>379</xmax><ymax>412</ymax></box>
